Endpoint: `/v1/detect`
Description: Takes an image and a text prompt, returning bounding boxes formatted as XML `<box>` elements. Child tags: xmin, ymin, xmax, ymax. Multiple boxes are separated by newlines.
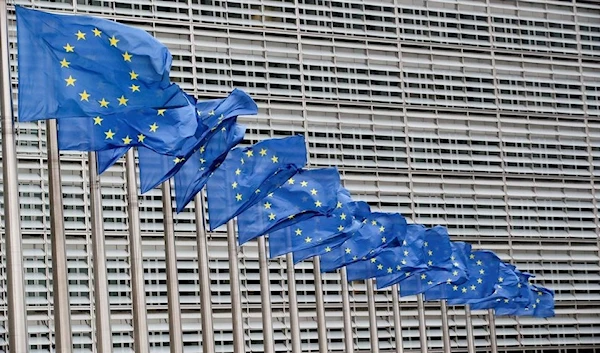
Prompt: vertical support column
<box><xmin>340</xmin><ymin>267</ymin><xmax>354</xmax><ymax>353</ymax></box>
<box><xmin>194</xmin><ymin>193</ymin><xmax>215</xmax><ymax>353</ymax></box>
<box><xmin>125</xmin><ymin>150</ymin><xmax>149</xmax><ymax>353</ymax></box>
<box><xmin>465</xmin><ymin>305</ymin><xmax>476</xmax><ymax>353</ymax></box>
<box><xmin>416</xmin><ymin>294</ymin><xmax>427</xmax><ymax>353</ymax></box>
<box><xmin>47</xmin><ymin>119</ymin><xmax>73</xmax><ymax>351</ymax></box>
<box><xmin>366</xmin><ymin>280</ymin><xmax>380</xmax><ymax>353</ymax></box>
<box><xmin>88</xmin><ymin>152</ymin><xmax>113</xmax><ymax>352</ymax></box>
<box><xmin>227</xmin><ymin>220</ymin><xmax>245</xmax><ymax>353</ymax></box>
<box><xmin>161</xmin><ymin>182</ymin><xmax>183</xmax><ymax>353</ymax></box>
<box><xmin>488</xmin><ymin>309</ymin><xmax>498</xmax><ymax>353</ymax></box>
<box><xmin>313</xmin><ymin>258</ymin><xmax>328</xmax><ymax>353</ymax></box>
<box><xmin>285</xmin><ymin>253</ymin><xmax>301</xmax><ymax>353</ymax></box>
<box><xmin>258</xmin><ymin>237</ymin><xmax>275</xmax><ymax>353</ymax></box>
<box><xmin>0</xmin><ymin>1</ymin><xmax>29</xmax><ymax>351</ymax></box>
<box><xmin>391</xmin><ymin>285</ymin><xmax>404</xmax><ymax>353</ymax></box>
<box><xmin>440</xmin><ymin>300</ymin><xmax>451</xmax><ymax>353</ymax></box>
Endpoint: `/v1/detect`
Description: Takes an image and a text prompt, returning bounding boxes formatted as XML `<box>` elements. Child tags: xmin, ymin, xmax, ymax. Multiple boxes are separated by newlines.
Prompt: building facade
<box><xmin>2</xmin><ymin>0</ymin><xmax>600</xmax><ymax>351</ymax></box>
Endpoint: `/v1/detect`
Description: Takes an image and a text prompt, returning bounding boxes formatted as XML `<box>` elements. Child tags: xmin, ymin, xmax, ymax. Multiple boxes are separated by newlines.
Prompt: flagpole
<box><xmin>285</xmin><ymin>253</ymin><xmax>301</xmax><ymax>353</ymax></box>
<box><xmin>313</xmin><ymin>258</ymin><xmax>328</xmax><ymax>353</ymax></box>
<box><xmin>46</xmin><ymin>119</ymin><xmax>74</xmax><ymax>350</ymax></box>
<box><xmin>257</xmin><ymin>237</ymin><xmax>275</xmax><ymax>353</ymax></box>
<box><xmin>440</xmin><ymin>300</ymin><xmax>451</xmax><ymax>353</ymax></box>
<box><xmin>340</xmin><ymin>267</ymin><xmax>354</xmax><ymax>353</ymax></box>
<box><xmin>366</xmin><ymin>280</ymin><xmax>380</xmax><ymax>353</ymax></box>
<box><xmin>125</xmin><ymin>149</ymin><xmax>150</xmax><ymax>353</ymax></box>
<box><xmin>488</xmin><ymin>309</ymin><xmax>498</xmax><ymax>353</ymax></box>
<box><xmin>226</xmin><ymin>219</ymin><xmax>245</xmax><ymax>353</ymax></box>
<box><xmin>0</xmin><ymin>1</ymin><xmax>29</xmax><ymax>350</ymax></box>
<box><xmin>161</xmin><ymin>181</ymin><xmax>184</xmax><ymax>353</ymax></box>
<box><xmin>88</xmin><ymin>152</ymin><xmax>113</xmax><ymax>352</ymax></box>
<box><xmin>465</xmin><ymin>305</ymin><xmax>476</xmax><ymax>353</ymax></box>
<box><xmin>194</xmin><ymin>193</ymin><xmax>215</xmax><ymax>353</ymax></box>
<box><xmin>391</xmin><ymin>285</ymin><xmax>404</xmax><ymax>353</ymax></box>
<box><xmin>416</xmin><ymin>294</ymin><xmax>428</xmax><ymax>353</ymax></box>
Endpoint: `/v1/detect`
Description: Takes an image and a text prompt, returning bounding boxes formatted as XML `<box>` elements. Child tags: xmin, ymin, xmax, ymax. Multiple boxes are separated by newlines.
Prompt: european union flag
<box><xmin>469</xmin><ymin>266</ymin><xmax>529</xmax><ymax>312</ymax></box>
<box><xmin>528</xmin><ymin>285</ymin><xmax>555</xmax><ymax>318</ymax></box>
<box><xmin>268</xmin><ymin>188</ymin><xmax>364</xmax><ymax>259</ymax></box>
<box><xmin>236</xmin><ymin>168</ymin><xmax>341</xmax><ymax>245</ymax></box>
<box><xmin>206</xmin><ymin>135</ymin><xmax>307</xmax><ymax>230</ymax></box>
<box><xmin>96</xmin><ymin>146</ymin><xmax>129</xmax><ymax>174</ymax></box>
<box><xmin>289</xmin><ymin>201</ymin><xmax>372</xmax><ymax>263</ymax></box>
<box><xmin>58</xmin><ymin>95</ymin><xmax>198</xmax><ymax>154</ymax></box>
<box><xmin>16</xmin><ymin>6</ymin><xmax>188</xmax><ymax>122</ymax></box>
<box><xmin>319</xmin><ymin>212</ymin><xmax>407</xmax><ymax>273</ymax></box>
<box><xmin>424</xmin><ymin>250</ymin><xmax>502</xmax><ymax>304</ymax></box>
<box><xmin>137</xmin><ymin>89</ymin><xmax>257</xmax><ymax>193</ymax></box>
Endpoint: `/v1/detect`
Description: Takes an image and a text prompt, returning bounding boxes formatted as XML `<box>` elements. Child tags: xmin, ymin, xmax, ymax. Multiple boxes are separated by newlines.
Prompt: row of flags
<box><xmin>17</xmin><ymin>6</ymin><xmax>554</xmax><ymax>317</ymax></box>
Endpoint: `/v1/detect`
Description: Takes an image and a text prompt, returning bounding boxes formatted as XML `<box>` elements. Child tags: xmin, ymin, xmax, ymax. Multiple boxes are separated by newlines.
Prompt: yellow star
<box><xmin>92</xmin><ymin>28</ymin><xmax>102</xmax><ymax>37</ymax></box>
<box><xmin>315</xmin><ymin>200</ymin><xmax>322</xmax><ymax>207</ymax></box>
<box><xmin>453</xmin><ymin>270</ymin><xmax>458</xmax><ymax>276</ymax></box>
<box><xmin>288</xmin><ymin>178</ymin><xmax>295</xmax><ymax>185</ymax></box>
<box><xmin>337</xmin><ymin>225</ymin><xmax>344</xmax><ymax>231</ymax></box>
<box><xmin>405</xmin><ymin>272</ymin><xmax>411</xmax><ymax>277</ymax></box>
<box><xmin>498</xmin><ymin>277</ymin><xmax>504</xmax><ymax>283</ymax></box>
<box><xmin>137</xmin><ymin>134</ymin><xmax>145</xmax><ymax>142</ymax></box>
<box><xmin>371</xmin><ymin>220</ymin><xmax>377</xmax><ymax>225</ymax></box>
<box><xmin>428</xmin><ymin>260</ymin><xmax>433</xmax><ymax>266</ymax></box>
<box><xmin>476</xmin><ymin>260</ymin><xmax>483</xmax><ymax>266</ymax></box>
<box><xmin>231</xmin><ymin>182</ymin><xmax>238</xmax><ymax>189</ymax></box>
<box><xmin>130</xmin><ymin>84</ymin><xmax>140</xmax><ymax>92</ymax></box>
<box><xmin>200</xmin><ymin>158</ymin><xmax>206</xmax><ymax>164</ymax></box>
<box><xmin>75</xmin><ymin>30</ymin><xmax>86</xmax><ymax>40</ymax></box>
<box><xmin>310</xmin><ymin>188</ymin><xmax>317</xmax><ymax>195</ymax></box>
<box><xmin>104</xmin><ymin>129</ymin><xmax>115</xmax><ymax>139</ymax></box>
<box><xmin>235</xmin><ymin>193</ymin><xmax>243</xmax><ymax>201</ymax></box>
<box><xmin>208</xmin><ymin>110</ymin><xmax>215</xmax><ymax>116</ymax></box>
<box><xmin>477</xmin><ymin>278</ymin><xmax>483</xmax><ymax>284</ymax></box>
<box><xmin>325</xmin><ymin>246</ymin><xmax>331</xmax><ymax>252</ymax></box>
<box><xmin>271</xmin><ymin>155</ymin><xmax>279</xmax><ymax>163</ymax></box>
<box><xmin>340</xmin><ymin>213</ymin><xmax>347</xmax><ymax>220</ymax></box>
<box><xmin>428</xmin><ymin>250</ymin><xmax>433</xmax><ymax>256</ymax></box>
<box><xmin>264</xmin><ymin>202</ymin><xmax>271</xmax><ymax>209</ymax></box>
<box><xmin>345</xmin><ymin>248</ymin><xmax>351</xmax><ymax>254</ymax></box>
<box><xmin>79</xmin><ymin>90</ymin><xmax>90</xmax><ymax>101</ymax></box>
<box><xmin>65</xmin><ymin>75</ymin><xmax>76</xmax><ymax>86</ymax></box>
<box><xmin>93</xmin><ymin>116</ymin><xmax>103</xmax><ymax>125</ymax></box>
<box><xmin>469</xmin><ymin>254</ymin><xmax>475</xmax><ymax>260</ymax></box>
<box><xmin>122</xmin><ymin>136</ymin><xmax>132</xmax><ymax>145</ymax></box>
<box><xmin>129</xmin><ymin>70</ymin><xmax>139</xmax><ymax>80</ymax></box>
<box><xmin>336</xmin><ymin>201</ymin><xmax>342</xmax><ymax>208</ymax></box>
<box><xmin>381</xmin><ymin>237</ymin><xmax>386</xmax><ymax>243</ymax></box>
<box><xmin>268</xmin><ymin>213</ymin><xmax>276</xmax><ymax>220</ymax></box>
<box><xmin>235</xmin><ymin>168</ymin><xmax>241</xmax><ymax>176</ymax></box>
<box><xmin>479</xmin><ymin>269</ymin><xmax>485</xmax><ymax>275</ymax></box>
<box><xmin>305</xmin><ymin>237</ymin><xmax>312</xmax><ymax>243</ymax></box>
<box><xmin>60</xmin><ymin>58</ymin><xmax>70</xmax><ymax>68</ymax></box>
<box><xmin>117</xmin><ymin>95</ymin><xmax>128</xmax><ymax>106</ymax></box>
<box><xmin>98</xmin><ymin>98</ymin><xmax>109</xmax><ymax>108</ymax></box>
<box><xmin>122</xmin><ymin>51</ymin><xmax>132</xmax><ymax>62</ymax></box>
<box><xmin>173</xmin><ymin>157</ymin><xmax>183</xmax><ymax>164</ymax></box>
<box><xmin>149</xmin><ymin>123</ymin><xmax>159</xmax><ymax>132</ymax></box>
<box><xmin>379</xmin><ymin>225</ymin><xmax>385</xmax><ymax>232</ymax></box>
<box><xmin>453</xmin><ymin>285</ymin><xmax>459</xmax><ymax>291</ymax></box>
<box><xmin>371</xmin><ymin>258</ymin><xmax>377</xmax><ymax>263</ymax></box>
<box><xmin>470</xmin><ymin>285</ymin><xmax>476</xmax><ymax>291</ymax></box>
<box><xmin>63</xmin><ymin>43</ymin><xmax>74</xmax><ymax>52</ymax></box>
<box><xmin>245</xmin><ymin>150</ymin><xmax>253</xmax><ymax>157</ymax></box>
<box><xmin>295</xmin><ymin>228</ymin><xmax>302</xmax><ymax>236</ymax></box>
<box><xmin>109</xmin><ymin>35</ymin><xmax>119</xmax><ymax>47</ymax></box>
<box><xmin>461</xmin><ymin>287</ymin><xmax>467</xmax><ymax>293</ymax></box>
<box><xmin>403</xmin><ymin>250</ymin><xmax>409</xmax><ymax>256</ymax></box>
<box><xmin>424</xmin><ymin>242</ymin><xmax>429</xmax><ymax>247</ymax></box>
<box><xmin>377</xmin><ymin>264</ymin><xmax>383</xmax><ymax>270</ymax></box>
<box><xmin>259</xmin><ymin>148</ymin><xmax>267</xmax><ymax>156</ymax></box>
<box><xmin>199</xmin><ymin>146</ymin><xmax>205</xmax><ymax>153</ymax></box>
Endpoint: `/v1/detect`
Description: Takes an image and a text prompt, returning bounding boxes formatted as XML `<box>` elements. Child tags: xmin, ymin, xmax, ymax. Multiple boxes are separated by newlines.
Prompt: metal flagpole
<box><xmin>366</xmin><ymin>280</ymin><xmax>380</xmax><ymax>353</ymax></box>
<box><xmin>125</xmin><ymin>149</ymin><xmax>150</xmax><ymax>353</ymax></box>
<box><xmin>488</xmin><ymin>308</ymin><xmax>498</xmax><ymax>353</ymax></box>
<box><xmin>391</xmin><ymin>285</ymin><xmax>404</xmax><ymax>353</ymax></box>
<box><xmin>257</xmin><ymin>237</ymin><xmax>275</xmax><ymax>353</ymax></box>
<box><xmin>312</xmin><ymin>258</ymin><xmax>328</xmax><ymax>353</ymax></box>
<box><xmin>465</xmin><ymin>305</ymin><xmax>475</xmax><ymax>353</ymax></box>
<box><xmin>285</xmin><ymin>253</ymin><xmax>301</xmax><ymax>353</ymax></box>
<box><xmin>440</xmin><ymin>300</ymin><xmax>451</xmax><ymax>353</ymax></box>
<box><xmin>0</xmin><ymin>2</ymin><xmax>29</xmax><ymax>350</ymax></box>
<box><xmin>340</xmin><ymin>267</ymin><xmax>354</xmax><ymax>353</ymax></box>
<box><xmin>194</xmin><ymin>193</ymin><xmax>215</xmax><ymax>353</ymax></box>
<box><xmin>88</xmin><ymin>152</ymin><xmax>113</xmax><ymax>352</ymax></box>
<box><xmin>161</xmin><ymin>182</ymin><xmax>183</xmax><ymax>352</ymax></box>
<box><xmin>226</xmin><ymin>219</ymin><xmax>245</xmax><ymax>353</ymax></box>
<box><xmin>416</xmin><ymin>294</ymin><xmax>428</xmax><ymax>353</ymax></box>
<box><xmin>46</xmin><ymin>119</ymin><xmax>73</xmax><ymax>351</ymax></box>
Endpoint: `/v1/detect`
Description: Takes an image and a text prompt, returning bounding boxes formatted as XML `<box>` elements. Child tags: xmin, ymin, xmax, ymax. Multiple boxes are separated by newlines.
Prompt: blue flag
<box><xmin>138</xmin><ymin>90</ymin><xmax>257</xmax><ymax>193</ymax></box>
<box><xmin>268</xmin><ymin>188</ymin><xmax>364</xmax><ymax>259</ymax></box>
<box><xmin>470</xmin><ymin>266</ymin><xmax>531</xmax><ymax>312</ymax></box>
<box><xmin>206</xmin><ymin>135</ymin><xmax>307</xmax><ymax>230</ymax></box>
<box><xmin>173</xmin><ymin>122</ymin><xmax>246</xmax><ymax>212</ymax></box>
<box><xmin>319</xmin><ymin>212</ymin><xmax>407</xmax><ymax>273</ymax></box>
<box><xmin>288</xmin><ymin>201</ymin><xmax>372</xmax><ymax>263</ymax></box>
<box><xmin>96</xmin><ymin>146</ymin><xmax>129</xmax><ymax>173</ymax></box>
<box><xmin>16</xmin><ymin>6</ymin><xmax>187</xmax><ymax>122</ymax></box>
<box><xmin>58</xmin><ymin>95</ymin><xmax>198</xmax><ymax>154</ymax></box>
<box><xmin>424</xmin><ymin>250</ymin><xmax>502</xmax><ymax>303</ymax></box>
<box><xmin>236</xmin><ymin>168</ymin><xmax>341</xmax><ymax>245</ymax></box>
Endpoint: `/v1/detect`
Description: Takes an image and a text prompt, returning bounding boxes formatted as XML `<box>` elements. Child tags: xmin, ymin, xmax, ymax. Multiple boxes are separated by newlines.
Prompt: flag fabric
<box><xmin>268</xmin><ymin>188</ymin><xmax>366</xmax><ymax>259</ymax></box>
<box><xmin>173</xmin><ymin>122</ymin><xmax>246</xmax><ymax>212</ymax></box>
<box><xmin>16</xmin><ymin>6</ymin><xmax>188</xmax><ymax>122</ymax></box>
<box><xmin>96</xmin><ymin>146</ymin><xmax>129</xmax><ymax>173</ymax></box>
<box><xmin>319</xmin><ymin>212</ymin><xmax>408</xmax><ymax>273</ymax></box>
<box><xmin>236</xmin><ymin>168</ymin><xmax>341</xmax><ymax>245</ymax></box>
<box><xmin>138</xmin><ymin>89</ymin><xmax>257</xmax><ymax>192</ymax></box>
<box><xmin>424</xmin><ymin>250</ymin><xmax>502</xmax><ymax>303</ymax></box>
<box><xmin>470</xmin><ymin>268</ymin><xmax>533</xmax><ymax>313</ymax></box>
<box><xmin>466</xmin><ymin>262</ymin><xmax>521</xmax><ymax>305</ymax></box>
<box><xmin>289</xmin><ymin>201</ymin><xmax>372</xmax><ymax>264</ymax></box>
<box><xmin>57</xmin><ymin>95</ymin><xmax>198</xmax><ymax>154</ymax></box>
<box><xmin>206</xmin><ymin>135</ymin><xmax>307</xmax><ymax>230</ymax></box>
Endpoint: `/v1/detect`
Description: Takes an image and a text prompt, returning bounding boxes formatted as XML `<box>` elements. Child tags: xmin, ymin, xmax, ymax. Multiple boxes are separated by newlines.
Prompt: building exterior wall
<box><xmin>1</xmin><ymin>0</ymin><xmax>599</xmax><ymax>352</ymax></box>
